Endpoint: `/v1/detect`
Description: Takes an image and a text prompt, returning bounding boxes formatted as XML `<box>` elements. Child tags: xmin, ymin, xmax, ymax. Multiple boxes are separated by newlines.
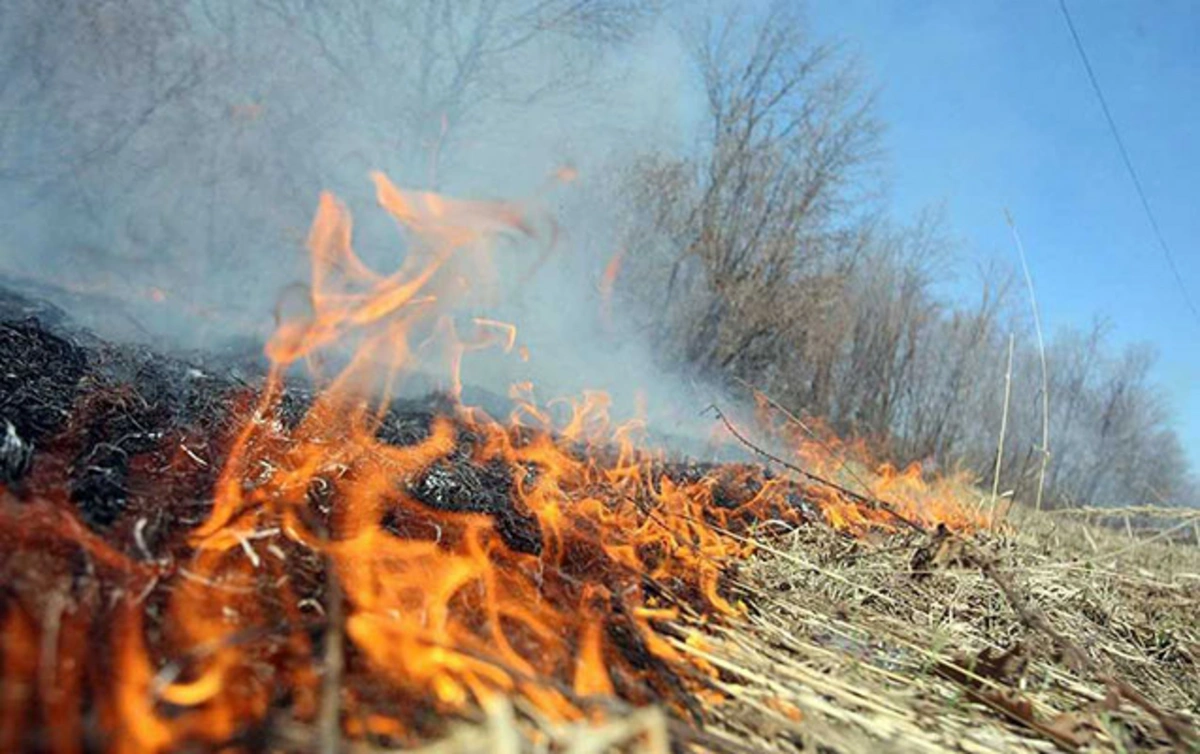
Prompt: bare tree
<box><xmin>620</xmin><ymin>1</ymin><xmax>882</xmax><ymax>389</ymax></box>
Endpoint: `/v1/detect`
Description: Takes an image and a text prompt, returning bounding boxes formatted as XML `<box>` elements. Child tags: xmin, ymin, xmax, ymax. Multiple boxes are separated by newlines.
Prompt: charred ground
<box><xmin>0</xmin><ymin>288</ymin><xmax>820</xmax><ymax>750</ymax></box>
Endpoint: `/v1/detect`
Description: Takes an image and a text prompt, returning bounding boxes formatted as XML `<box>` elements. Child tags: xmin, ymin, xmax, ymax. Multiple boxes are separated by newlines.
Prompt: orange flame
<box><xmin>598</xmin><ymin>246</ymin><xmax>624</xmax><ymax>329</ymax></box>
<box><xmin>0</xmin><ymin>173</ymin><xmax>984</xmax><ymax>751</ymax></box>
<box><xmin>747</xmin><ymin>394</ymin><xmax>987</xmax><ymax>532</ymax></box>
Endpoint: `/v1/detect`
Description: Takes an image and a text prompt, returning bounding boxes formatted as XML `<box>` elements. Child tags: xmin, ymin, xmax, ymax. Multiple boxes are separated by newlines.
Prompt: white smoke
<box><xmin>0</xmin><ymin>1</ymin><xmax>728</xmax><ymax>446</ymax></box>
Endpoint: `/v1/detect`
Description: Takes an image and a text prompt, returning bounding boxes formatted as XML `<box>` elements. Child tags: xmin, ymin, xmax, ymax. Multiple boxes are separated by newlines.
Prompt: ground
<box><xmin>374</xmin><ymin>504</ymin><xmax>1199</xmax><ymax>753</ymax></box>
<box><xmin>1</xmin><ymin>287</ymin><xmax>1197</xmax><ymax>753</ymax></box>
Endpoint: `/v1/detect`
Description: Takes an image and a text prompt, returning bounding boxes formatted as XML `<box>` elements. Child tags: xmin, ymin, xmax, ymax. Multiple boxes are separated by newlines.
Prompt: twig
<box><xmin>704</xmin><ymin>404</ymin><xmax>923</xmax><ymax>532</ymax></box>
<box><xmin>731</xmin><ymin>377</ymin><xmax>882</xmax><ymax>510</ymax></box>
<box><xmin>38</xmin><ymin>591</ymin><xmax>67</xmax><ymax>711</ymax></box>
<box><xmin>150</xmin><ymin>623</ymin><xmax>286</xmax><ymax>700</ymax></box>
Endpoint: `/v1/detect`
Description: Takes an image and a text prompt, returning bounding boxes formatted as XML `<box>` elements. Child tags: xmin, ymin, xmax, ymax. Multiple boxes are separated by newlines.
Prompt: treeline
<box><xmin>613</xmin><ymin>5</ymin><xmax>1195</xmax><ymax>509</ymax></box>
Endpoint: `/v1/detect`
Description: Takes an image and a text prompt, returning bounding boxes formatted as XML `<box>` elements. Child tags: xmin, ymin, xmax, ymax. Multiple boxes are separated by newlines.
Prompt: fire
<box><xmin>747</xmin><ymin>394</ymin><xmax>989</xmax><ymax>532</ymax></box>
<box><xmin>0</xmin><ymin>173</ymin><xmax>984</xmax><ymax>751</ymax></box>
<box><xmin>598</xmin><ymin>246</ymin><xmax>624</xmax><ymax>328</ymax></box>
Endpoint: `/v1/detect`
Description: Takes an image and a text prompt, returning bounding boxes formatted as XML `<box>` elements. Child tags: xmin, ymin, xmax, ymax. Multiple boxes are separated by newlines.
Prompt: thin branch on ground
<box><xmin>732</xmin><ymin>376</ymin><xmax>884</xmax><ymax>515</ymax></box>
<box><xmin>704</xmin><ymin>404</ymin><xmax>923</xmax><ymax>532</ymax></box>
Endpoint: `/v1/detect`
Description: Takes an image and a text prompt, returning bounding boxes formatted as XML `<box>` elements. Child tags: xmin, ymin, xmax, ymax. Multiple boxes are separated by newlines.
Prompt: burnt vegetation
<box><xmin>0</xmin><ymin>291</ymin><xmax>833</xmax><ymax>750</ymax></box>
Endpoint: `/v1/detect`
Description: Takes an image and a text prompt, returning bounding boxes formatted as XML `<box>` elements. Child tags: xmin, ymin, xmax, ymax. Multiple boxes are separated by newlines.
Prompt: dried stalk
<box><xmin>1046</xmin><ymin>504</ymin><xmax>1200</xmax><ymax>520</ymax></box>
<box><xmin>989</xmin><ymin>333</ymin><xmax>1015</xmax><ymax>525</ymax></box>
<box><xmin>1006</xmin><ymin>210</ymin><xmax>1051</xmax><ymax>512</ymax></box>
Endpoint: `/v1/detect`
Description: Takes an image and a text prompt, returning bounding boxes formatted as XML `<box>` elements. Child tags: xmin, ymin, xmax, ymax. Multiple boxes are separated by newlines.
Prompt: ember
<box><xmin>0</xmin><ymin>176</ymin><xmax>981</xmax><ymax>752</ymax></box>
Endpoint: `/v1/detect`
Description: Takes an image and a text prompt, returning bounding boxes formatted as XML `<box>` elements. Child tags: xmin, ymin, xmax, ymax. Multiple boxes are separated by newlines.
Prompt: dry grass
<box><xmin>702</xmin><ymin>507</ymin><xmax>1199</xmax><ymax>752</ymax></box>
<box><xmin>386</xmin><ymin>501</ymin><xmax>1198</xmax><ymax>753</ymax></box>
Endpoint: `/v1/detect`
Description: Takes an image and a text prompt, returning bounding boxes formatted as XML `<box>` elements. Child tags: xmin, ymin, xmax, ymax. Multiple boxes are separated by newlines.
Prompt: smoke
<box><xmin>0</xmin><ymin>0</ymin><xmax>725</xmax><ymax>444</ymax></box>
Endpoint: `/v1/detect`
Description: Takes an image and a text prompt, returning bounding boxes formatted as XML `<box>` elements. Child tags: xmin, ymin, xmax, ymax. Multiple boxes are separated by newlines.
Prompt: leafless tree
<box><xmin>620</xmin><ymin>1</ymin><xmax>882</xmax><ymax>386</ymax></box>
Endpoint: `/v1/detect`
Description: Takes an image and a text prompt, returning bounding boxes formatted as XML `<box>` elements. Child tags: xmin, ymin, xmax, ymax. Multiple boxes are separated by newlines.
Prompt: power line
<box><xmin>1057</xmin><ymin>0</ymin><xmax>1200</xmax><ymax>328</ymax></box>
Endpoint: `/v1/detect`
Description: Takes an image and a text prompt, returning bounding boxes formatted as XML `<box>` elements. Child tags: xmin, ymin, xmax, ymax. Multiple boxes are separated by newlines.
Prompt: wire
<box><xmin>1057</xmin><ymin>0</ymin><xmax>1200</xmax><ymax>327</ymax></box>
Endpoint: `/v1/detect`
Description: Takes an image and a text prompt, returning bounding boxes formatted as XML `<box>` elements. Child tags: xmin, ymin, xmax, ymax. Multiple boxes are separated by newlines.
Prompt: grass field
<box><xmin>378</xmin><ymin>501</ymin><xmax>1199</xmax><ymax>754</ymax></box>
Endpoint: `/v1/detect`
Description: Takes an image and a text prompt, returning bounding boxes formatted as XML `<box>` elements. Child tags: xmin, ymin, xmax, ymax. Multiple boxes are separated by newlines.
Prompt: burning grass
<box><xmin>1</xmin><ymin>175</ymin><xmax>1196</xmax><ymax>753</ymax></box>
<box><xmin>0</xmin><ymin>333</ymin><xmax>773</xmax><ymax>750</ymax></box>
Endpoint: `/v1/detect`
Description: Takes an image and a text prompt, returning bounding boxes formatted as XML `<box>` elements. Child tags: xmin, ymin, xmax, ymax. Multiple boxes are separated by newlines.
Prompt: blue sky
<box><xmin>808</xmin><ymin>0</ymin><xmax>1200</xmax><ymax>469</ymax></box>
